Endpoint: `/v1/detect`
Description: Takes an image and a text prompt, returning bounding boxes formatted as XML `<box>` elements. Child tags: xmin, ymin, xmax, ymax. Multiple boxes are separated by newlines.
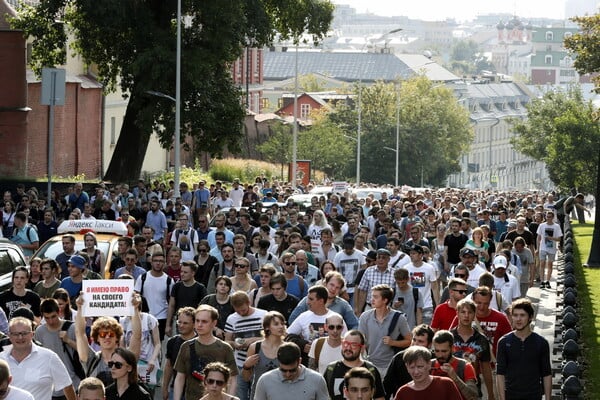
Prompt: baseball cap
<box><xmin>460</xmin><ymin>248</ymin><xmax>477</xmax><ymax>258</ymax></box>
<box><xmin>492</xmin><ymin>255</ymin><xmax>508</xmax><ymax>270</ymax></box>
<box><xmin>409</xmin><ymin>244</ymin><xmax>424</xmax><ymax>254</ymax></box>
<box><xmin>68</xmin><ymin>254</ymin><xmax>87</xmax><ymax>269</ymax></box>
<box><xmin>376</xmin><ymin>248</ymin><xmax>391</xmax><ymax>257</ymax></box>
<box><xmin>366</xmin><ymin>250</ymin><xmax>377</xmax><ymax>261</ymax></box>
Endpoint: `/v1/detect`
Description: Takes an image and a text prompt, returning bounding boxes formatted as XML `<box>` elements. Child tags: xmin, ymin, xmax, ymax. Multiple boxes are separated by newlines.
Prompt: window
<box><xmin>545</xmin><ymin>31</ymin><xmax>553</xmax><ymax>41</ymax></box>
<box><xmin>300</xmin><ymin>103</ymin><xmax>311</xmax><ymax>119</ymax></box>
<box><xmin>545</xmin><ymin>55</ymin><xmax>553</xmax><ymax>65</ymax></box>
<box><xmin>260</xmin><ymin>98</ymin><xmax>270</xmax><ymax>110</ymax></box>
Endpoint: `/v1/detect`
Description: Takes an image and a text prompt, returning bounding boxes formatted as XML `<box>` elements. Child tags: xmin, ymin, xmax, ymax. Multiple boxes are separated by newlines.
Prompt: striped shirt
<box><xmin>225</xmin><ymin>308</ymin><xmax>267</xmax><ymax>368</ymax></box>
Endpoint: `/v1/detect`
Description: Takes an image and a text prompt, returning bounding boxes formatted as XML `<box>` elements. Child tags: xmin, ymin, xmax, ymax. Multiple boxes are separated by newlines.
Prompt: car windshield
<box><xmin>35</xmin><ymin>240</ymin><xmax>111</xmax><ymax>261</ymax></box>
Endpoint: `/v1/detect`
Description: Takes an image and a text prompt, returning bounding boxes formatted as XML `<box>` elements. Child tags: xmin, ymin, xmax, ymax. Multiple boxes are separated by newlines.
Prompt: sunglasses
<box><xmin>198</xmin><ymin>249</ymin><xmax>207</xmax><ymax>253</ymax></box>
<box><xmin>206</xmin><ymin>378</ymin><xmax>225</xmax><ymax>386</ymax></box>
<box><xmin>342</xmin><ymin>340</ymin><xmax>364</xmax><ymax>350</ymax></box>
<box><xmin>98</xmin><ymin>331</ymin><xmax>116</xmax><ymax>339</ymax></box>
<box><xmin>328</xmin><ymin>325</ymin><xmax>343</xmax><ymax>331</ymax></box>
<box><xmin>454</xmin><ymin>274</ymin><xmax>466</xmax><ymax>278</ymax></box>
<box><xmin>284</xmin><ymin>262</ymin><xmax>296</xmax><ymax>266</ymax></box>
<box><xmin>235</xmin><ymin>264</ymin><xmax>248</xmax><ymax>268</ymax></box>
<box><xmin>451</xmin><ymin>289</ymin><xmax>468</xmax><ymax>295</ymax></box>
<box><xmin>107</xmin><ymin>361</ymin><xmax>124</xmax><ymax>369</ymax></box>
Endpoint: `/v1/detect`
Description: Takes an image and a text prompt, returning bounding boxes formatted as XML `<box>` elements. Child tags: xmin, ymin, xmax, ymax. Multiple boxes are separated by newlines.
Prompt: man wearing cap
<box><xmin>333</xmin><ymin>237</ymin><xmax>365</xmax><ymax>305</ymax></box>
<box><xmin>354</xmin><ymin>249</ymin><xmax>396</xmax><ymax>316</ymax></box>
<box><xmin>404</xmin><ymin>244</ymin><xmax>439</xmax><ymax>324</ymax></box>
<box><xmin>453</xmin><ymin>248</ymin><xmax>486</xmax><ymax>289</ymax></box>
<box><xmin>491</xmin><ymin>255</ymin><xmax>521</xmax><ymax>302</ymax></box>
<box><xmin>60</xmin><ymin>254</ymin><xmax>87</xmax><ymax>303</ymax></box>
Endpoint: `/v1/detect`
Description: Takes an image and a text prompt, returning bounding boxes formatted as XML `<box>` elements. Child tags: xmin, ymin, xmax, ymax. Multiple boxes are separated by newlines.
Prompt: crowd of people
<box><xmin>0</xmin><ymin>177</ymin><xmax>589</xmax><ymax>400</ymax></box>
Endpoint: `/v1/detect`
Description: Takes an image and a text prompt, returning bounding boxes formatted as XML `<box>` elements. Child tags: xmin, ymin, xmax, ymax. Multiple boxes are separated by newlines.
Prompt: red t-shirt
<box><xmin>394</xmin><ymin>376</ymin><xmax>462</xmax><ymax>400</ymax></box>
<box><xmin>449</xmin><ymin>308</ymin><xmax>512</xmax><ymax>356</ymax></box>
<box><xmin>431</xmin><ymin>301</ymin><xmax>457</xmax><ymax>331</ymax></box>
<box><xmin>431</xmin><ymin>357</ymin><xmax>477</xmax><ymax>400</ymax></box>
<box><xmin>476</xmin><ymin>309</ymin><xmax>512</xmax><ymax>355</ymax></box>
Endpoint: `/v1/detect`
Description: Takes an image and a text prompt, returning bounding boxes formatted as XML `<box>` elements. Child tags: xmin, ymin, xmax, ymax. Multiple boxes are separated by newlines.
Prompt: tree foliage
<box><xmin>564</xmin><ymin>15</ymin><xmax>600</xmax><ymax>91</ymax></box>
<box><xmin>297</xmin><ymin>110</ymin><xmax>354</xmax><ymax>178</ymax></box>
<box><xmin>256</xmin><ymin>122</ymin><xmax>293</xmax><ymax>178</ymax></box>
<box><xmin>449</xmin><ymin>39</ymin><xmax>495</xmax><ymax>75</ymax></box>
<box><xmin>10</xmin><ymin>0</ymin><xmax>334</xmax><ymax>181</ymax></box>
<box><xmin>510</xmin><ymin>86</ymin><xmax>600</xmax><ymax>193</ymax></box>
<box><xmin>330</xmin><ymin>77</ymin><xmax>473</xmax><ymax>185</ymax></box>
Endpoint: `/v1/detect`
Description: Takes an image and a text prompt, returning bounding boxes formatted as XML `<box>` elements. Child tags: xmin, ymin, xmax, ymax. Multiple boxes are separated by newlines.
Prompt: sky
<box><xmin>332</xmin><ymin>0</ymin><xmax>568</xmax><ymax>22</ymax></box>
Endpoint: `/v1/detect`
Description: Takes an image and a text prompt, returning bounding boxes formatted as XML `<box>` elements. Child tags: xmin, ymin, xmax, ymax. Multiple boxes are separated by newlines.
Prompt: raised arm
<box><xmin>74</xmin><ymin>294</ymin><xmax>91</xmax><ymax>364</ymax></box>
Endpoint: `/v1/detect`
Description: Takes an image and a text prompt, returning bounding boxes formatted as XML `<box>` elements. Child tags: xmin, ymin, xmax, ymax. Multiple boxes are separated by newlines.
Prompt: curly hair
<box><xmin>91</xmin><ymin>316</ymin><xmax>124</xmax><ymax>343</ymax></box>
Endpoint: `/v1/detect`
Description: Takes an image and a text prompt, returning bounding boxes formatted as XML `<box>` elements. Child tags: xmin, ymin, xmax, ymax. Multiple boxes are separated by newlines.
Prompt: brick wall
<box><xmin>25</xmin><ymin>82</ymin><xmax>103</xmax><ymax>179</ymax></box>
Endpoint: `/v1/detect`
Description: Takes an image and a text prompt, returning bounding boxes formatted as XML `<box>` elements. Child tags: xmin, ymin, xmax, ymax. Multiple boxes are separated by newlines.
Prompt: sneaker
<box><xmin>540</xmin><ymin>281</ymin><xmax>546</xmax><ymax>289</ymax></box>
<box><xmin>545</xmin><ymin>281</ymin><xmax>551</xmax><ymax>289</ymax></box>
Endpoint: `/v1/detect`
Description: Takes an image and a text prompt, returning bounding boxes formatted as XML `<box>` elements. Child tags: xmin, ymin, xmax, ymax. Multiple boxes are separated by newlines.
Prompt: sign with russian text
<box><xmin>82</xmin><ymin>280</ymin><xmax>134</xmax><ymax>317</ymax></box>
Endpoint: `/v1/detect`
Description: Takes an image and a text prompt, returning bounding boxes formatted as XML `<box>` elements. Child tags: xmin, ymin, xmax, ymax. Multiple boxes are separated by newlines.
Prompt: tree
<box><xmin>449</xmin><ymin>39</ymin><xmax>495</xmax><ymax>75</ymax></box>
<box><xmin>256</xmin><ymin>122</ymin><xmax>293</xmax><ymax>180</ymax></box>
<box><xmin>297</xmin><ymin>110</ymin><xmax>354</xmax><ymax>179</ymax></box>
<box><xmin>563</xmin><ymin>14</ymin><xmax>600</xmax><ymax>267</ymax></box>
<box><xmin>10</xmin><ymin>0</ymin><xmax>334</xmax><ymax>181</ymax></box>
<box><xmin>510</xmin><ymin>86</ymin><xmax>600</xmax><ymax>193</ymax></box>
<box><xmin>329</xmin><ymin>77</ymin><xmax>473</xmax><ymax>186</ymax></box>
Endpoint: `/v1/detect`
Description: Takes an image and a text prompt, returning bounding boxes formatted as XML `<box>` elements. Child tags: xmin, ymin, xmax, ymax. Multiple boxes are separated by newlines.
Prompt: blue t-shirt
<box><xmin>11</xmin><ymin>224</ymin><xmax>39</xmax><ymax>257</ymax></box>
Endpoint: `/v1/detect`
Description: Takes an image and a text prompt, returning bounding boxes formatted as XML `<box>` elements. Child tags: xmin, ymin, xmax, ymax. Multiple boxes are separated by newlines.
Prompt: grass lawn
<box><xmin>572</xmin><ymin>222</ymin><xmax>599</xmax><ymax>399</ymax></box>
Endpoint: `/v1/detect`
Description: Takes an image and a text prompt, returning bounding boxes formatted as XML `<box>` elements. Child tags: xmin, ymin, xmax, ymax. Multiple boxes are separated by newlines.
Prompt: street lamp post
<box><xmin>174</xmin><ymin>0</ymin><xmax>181</xmax><ymax>199</ymax></box>
<box><xmin>292</xmin><ymin>44</ymin><xmax>298</xmax><ymax>190</ymax></box>
<box><xmin>357</xmin><ymin>83</ymin><xmax>362</xmax><ymax>185</ymax></box>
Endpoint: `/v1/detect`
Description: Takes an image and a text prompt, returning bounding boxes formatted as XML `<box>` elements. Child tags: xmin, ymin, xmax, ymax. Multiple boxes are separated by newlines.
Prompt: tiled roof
<box><xmin>263</xmin><ymin>51</ymin><xmax>460</xmax><ymax>83</ymax></box>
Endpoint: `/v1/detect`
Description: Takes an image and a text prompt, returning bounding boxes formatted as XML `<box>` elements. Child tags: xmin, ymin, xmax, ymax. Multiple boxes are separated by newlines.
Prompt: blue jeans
<box><xmin>236</xmin><ymin>370</ymin><xmax>251</xmax><ymax>400</ymax></box>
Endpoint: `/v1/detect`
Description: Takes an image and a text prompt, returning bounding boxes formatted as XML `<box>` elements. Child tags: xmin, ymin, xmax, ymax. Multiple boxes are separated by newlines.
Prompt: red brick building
<box><xmin>0</xmin><ymin>0</ymin><xmax>103</xmax><ymax>179</ymax></box>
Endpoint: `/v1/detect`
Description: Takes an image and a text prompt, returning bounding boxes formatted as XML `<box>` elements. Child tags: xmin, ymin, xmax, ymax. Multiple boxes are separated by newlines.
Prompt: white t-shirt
<box><xmin>308</xmin><ymin>338</ymin><xmax>342</xmax><ymax>374</ymax></box>
<box><xmin>170</xmin><ymin>228</ymin><xmax>199</xmax><ymax>261</ymax></box>
<box><xmin>536</xmin><ymin>222</ymin><xmax>562</xmax><ymax>254</ymax></box>
<box><xmin>134</xmin><ymin>273</ymin><xmax>171</xmax><ymax>319</ymax></box>
<box><xmin>5</xmin><ymin>386</ymin><xmax>34</xmax><ymax>400</ymax></box>
<box><xmin>287</xmin><ymin>310</ymin><xmax>347</xmax><ymax>342</ymax></box>
<box><xmin>493</xmin><ymin>274</ymin><xmax>521</xmax><ymax>303</ymax></box>
<box><xmin>122</xmin><ymin>312</ymin><xmax>159</xmax><ymax>362</ymax></box>
<box><xmin>333</xmin><ymin>250</ymin><xmax>365</xmax><ymax>293</ymax></box>
<box><xmin>403</xmin><ymin>262</ymin><xmax>437</xmax><ymax>309</ymax></box>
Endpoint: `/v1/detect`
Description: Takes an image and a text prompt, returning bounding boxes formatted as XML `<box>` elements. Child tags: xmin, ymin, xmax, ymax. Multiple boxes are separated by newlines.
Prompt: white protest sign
<box><xmin>82</xmin><ymin>280</ymin><xmax>134</xmax><ymax>317</ymax></box>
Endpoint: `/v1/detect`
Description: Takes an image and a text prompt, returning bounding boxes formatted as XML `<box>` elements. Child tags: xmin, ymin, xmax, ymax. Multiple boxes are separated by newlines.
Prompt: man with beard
<box><xmin>431</xmin><ymin>330</ymin><xmax>478</xmax><ymax>400</ymax></box>
<box><xmin>496</xmin><ymin>298</ymin><xmax>551</xmax><ymax>400</ymax></box>
<box><xmin>323</xmin><ymin>330</ymin><xmax>386</xmax><ymax>400</ymax></box>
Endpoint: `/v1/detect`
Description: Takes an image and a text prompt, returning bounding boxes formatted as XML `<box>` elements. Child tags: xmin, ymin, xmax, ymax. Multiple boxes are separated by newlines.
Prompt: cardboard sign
<box><xmin>82</xmin><ymin>280</ymin><xmax>134</xmax><ymax>317</ymax></box>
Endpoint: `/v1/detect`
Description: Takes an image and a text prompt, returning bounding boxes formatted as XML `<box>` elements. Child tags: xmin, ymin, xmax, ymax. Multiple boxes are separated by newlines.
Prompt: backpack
<box><xmin>61</xmin><ymin>321</ymin><xmax>86</xmax><ymax>380</ymax></box>
<box><xmin>139</xmin><ymin>273</ymin><xmax>173</xmax><ymax>303</ymax></box>
<box><xmin>392</xmin><ymin>286</ymin><xmax>420</xmax><ymax>314</ymax></box>
<box><xmin>387</xmin><ymin>310</ymin><xmax>408</xmax><ymax>354</ymax></box>
<box><xmin>312</xmin><ymin>337</ymin><xmax>327</xmax><ymax>367</ymax></box>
